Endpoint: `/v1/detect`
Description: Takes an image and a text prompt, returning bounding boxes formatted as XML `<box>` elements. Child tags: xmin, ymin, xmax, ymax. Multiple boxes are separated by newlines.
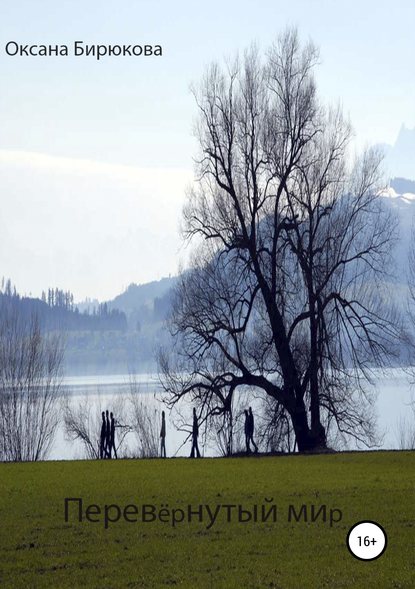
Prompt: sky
<box><xmin>0</xmin><ymin>0</ymin><xmax>414</xmax><ymax>301</ymax></box>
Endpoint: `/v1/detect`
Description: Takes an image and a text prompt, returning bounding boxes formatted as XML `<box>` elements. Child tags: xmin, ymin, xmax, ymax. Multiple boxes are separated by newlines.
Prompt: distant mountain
<box><xmin>56</xmin><ymin>195</ymin><xmax>415</xmax><ymax>374</ymax></box>
<box><xmin>390</xmin><ymin>177</ymin><xmax>415</xmax><ymax>195</ymax></box>
<box><xmin>0</xmin><ymin>277</ymin><xmax>179</xmax><ymax>375</ymax></box>
<box><xmin>378</xmin><ymin>182</ymin><xmax>415</xmax><ymax>300</ymax></box>
<box><xmin>74</xmin><ymin>276</ymin><xmax>178</xmax><ymax>375</ymax></box>
<box><xmin>3</xmin><ymin>189</ymin><xmax>415</xmax><ymax>376</ymax></box>
<box><xmin>385</xmin><ymin>124</ymin><xmax>415</xmax><ymax>180</ymax></box>
<box><xmin>107</xmin><ymin>276</ymin><xmax>176</xmax><ymax>322</ymax></box>
<box><xmin>103</xmin><ymin>190</ymin><xmax>415</xmax><ymax>371</ymax></box>
<box><xmin>105</xmin><ymin>277</ymin><xmax>177</xmax><ymax>348</ymax></box>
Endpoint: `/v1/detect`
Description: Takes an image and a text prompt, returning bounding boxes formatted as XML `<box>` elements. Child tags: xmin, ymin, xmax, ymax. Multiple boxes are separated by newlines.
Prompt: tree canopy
<box><xmin>160</xmin><ymin>29</ymin><xmax>400</xmax><ymax>452</ymax></box>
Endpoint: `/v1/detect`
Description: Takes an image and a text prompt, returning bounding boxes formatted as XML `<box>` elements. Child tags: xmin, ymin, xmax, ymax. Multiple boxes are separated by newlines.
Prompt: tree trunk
<box><xmin>290</xmin><ymin>399</ymin><xmax>326</xmax><ymax>452</ymax></box>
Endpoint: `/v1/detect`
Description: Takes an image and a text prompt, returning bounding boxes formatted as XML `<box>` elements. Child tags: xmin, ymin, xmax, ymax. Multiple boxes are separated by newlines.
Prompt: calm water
<box><xmin>49</xmin><ymin>369</ymin><xmax>414</xmax><ymax>460</ymax></box>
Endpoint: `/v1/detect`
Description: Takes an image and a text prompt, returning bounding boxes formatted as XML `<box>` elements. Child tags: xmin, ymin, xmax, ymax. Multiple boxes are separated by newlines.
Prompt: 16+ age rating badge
<box><xmin>347</xmin><ymin>521</ymin><xmax>387</xmax><ymax>561</ymax></box>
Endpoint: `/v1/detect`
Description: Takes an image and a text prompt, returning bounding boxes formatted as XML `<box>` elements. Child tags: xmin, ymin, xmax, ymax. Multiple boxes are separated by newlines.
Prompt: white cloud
<box><xmin>0</xmin><ymin>150</ymin><xmax>193</xmax><ymax>301</ymax></box>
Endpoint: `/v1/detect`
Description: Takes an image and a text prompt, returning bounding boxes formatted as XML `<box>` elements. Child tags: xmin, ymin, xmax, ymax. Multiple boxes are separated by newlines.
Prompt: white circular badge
<box><xmin>347</xmin><ymin>521</ymin><xmax>387</xmax><ymax>561</ymax></box>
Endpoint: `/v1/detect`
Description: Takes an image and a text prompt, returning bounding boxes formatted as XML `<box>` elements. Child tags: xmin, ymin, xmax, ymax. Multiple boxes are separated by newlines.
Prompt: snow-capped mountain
<box><xmin>378</xmin><ymin>179</ymin><xmax>415</xmax><ymax>292</ymax></box>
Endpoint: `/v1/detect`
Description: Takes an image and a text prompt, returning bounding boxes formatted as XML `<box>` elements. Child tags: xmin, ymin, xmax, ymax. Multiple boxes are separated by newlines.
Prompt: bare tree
<box><xmin>63</xmin><ymin>392</ymin><xmax>131</xmax><ymax>459</ymax></box>
<box><xmin>159</xmin><ymin>29</ymin><xmax>399</xmax><ymax>452</ymax></box>
<box><xmin>0</xmin><ymin>304</ymin><xmax>64</xmax><ymax>461</ymax></box>
<box><xmin>401</xmin><ymin>223</ymin><xmax>415</xmax><ymax>441</ymax></box>
<box><xmin>129</xmin><ymin>377</ymin><xmax>160</xmax><ymax>458</ymax></box>
<box><xmin>207</xmin><ymin>389</ymin><xmax>248</xmax><ymax>456</ymax></box>
<box><xmin>405</xmin><ymin>222</ymin><xmax>415</xmax><ymax>372</ymax></box>
<box><xmin>63</xmin><ymin>395</ymin><xmax>101</xmax><ymax>459</ymax></box>
<box><xmin>395</xmin><ymin>409</ymin><xmax>415</xmax><ymax>450</ymax></box>
<box><xmin>258</xmin><ymin>395</ymin><xmax>295</xmax><ymax>453</ymax></box>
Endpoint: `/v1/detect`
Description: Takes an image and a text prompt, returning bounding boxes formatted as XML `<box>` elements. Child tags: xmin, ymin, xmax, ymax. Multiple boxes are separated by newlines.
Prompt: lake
<box><xmin>50</xmin><ymin>368</ymin><xmax>415</xmax><ymax>460</ymax></box>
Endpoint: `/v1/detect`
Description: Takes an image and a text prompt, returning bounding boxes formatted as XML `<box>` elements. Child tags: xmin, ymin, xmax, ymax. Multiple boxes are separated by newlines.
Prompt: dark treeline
<box><xmin>0</xmin><ymin>279</ymin><xmax>127</xmax><ymax>332</ymax></box>
<box><xmin>42</xmin><ymin>287</ymin><xmax>75</xmax><ymax>311</ymax></box>
<box><xmin>0</xmin><ymin>278</ymin><xmax>177</xmax><ymax>374</ymax></box>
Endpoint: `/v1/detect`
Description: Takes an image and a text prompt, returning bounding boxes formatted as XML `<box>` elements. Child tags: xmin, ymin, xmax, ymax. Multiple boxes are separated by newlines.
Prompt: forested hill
<box><xmin>107</xmin><ymin>276</ymin><xmax>177</xmax><ymax>330</ymax></box>
<box><xmin>70</xmin><ymin>277</ymin><xmax>177</xmax><ymax>374</ymax></box>
<box><xmin>0</xmin><ymin>279</ymin><xmax>176</xmax><ymax>375</ymax></box>
<box><xmin>0</xmin><ymin>282</ymin><xmax>127</xmax><ymax>332</ymax></box>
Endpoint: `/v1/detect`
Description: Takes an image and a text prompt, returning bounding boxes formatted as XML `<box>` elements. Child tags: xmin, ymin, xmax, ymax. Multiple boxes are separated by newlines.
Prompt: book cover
<box><xmin>0</xmin><ymin>2</ymin><xmax>414</xmax><ymax>588</ymax></box>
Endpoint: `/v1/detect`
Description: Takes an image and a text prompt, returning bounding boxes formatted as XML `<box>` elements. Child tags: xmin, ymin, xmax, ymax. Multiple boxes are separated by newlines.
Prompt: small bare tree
<box><xmin>63</xmin><ymin>395</ymin><xmax>100</xmax><ymax>459</ymax></box>
<box><xmin>129</xmin><ymin>377</ymin><xmax>160</xmax><ymax>457</ymax></box>
<box><xmin>207</xmin><ymin>389</ymin><xmax>247</xmax><ymax>456</ymax></box>
<box><xmin>0</xmin><ymin>304</ymin><xmax>63</xmax><ymax>461</ymax></box>
<box><xmin>63</xmin><ymin>392</ymin><xmax>131</xmax><ymax>459</ymax></box>
<box><xmin>395</xmin><ymin>409</ymin><xmax>415</xmax><ymax>450</ymax></box>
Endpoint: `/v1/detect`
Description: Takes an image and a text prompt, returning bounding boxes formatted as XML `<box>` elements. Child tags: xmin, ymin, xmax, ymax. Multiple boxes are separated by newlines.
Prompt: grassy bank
<box><xmin>0</xmin><ymin>451</ymin><xmax>414</xmax><ymax>588</ymax></box>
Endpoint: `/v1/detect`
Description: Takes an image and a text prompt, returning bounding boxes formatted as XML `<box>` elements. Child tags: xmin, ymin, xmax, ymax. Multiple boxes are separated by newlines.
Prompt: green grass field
<box><xmin>0</xmin><ymin>451</ymin><xmax>414</xmax><ymax>588</ymax></box>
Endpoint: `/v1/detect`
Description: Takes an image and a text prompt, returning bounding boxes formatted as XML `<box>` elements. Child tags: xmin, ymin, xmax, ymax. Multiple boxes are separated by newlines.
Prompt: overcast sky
<box><xmin>1</xmin><ymin>0</ymin><xmax>414</xmax><ymax>301</ymax></box>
